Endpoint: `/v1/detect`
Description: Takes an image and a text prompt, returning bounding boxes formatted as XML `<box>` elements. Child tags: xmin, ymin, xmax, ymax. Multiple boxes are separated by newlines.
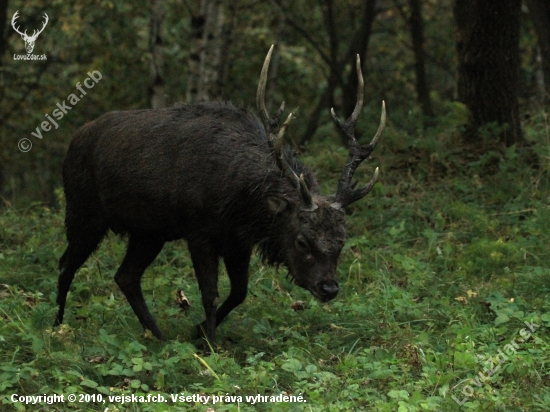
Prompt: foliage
<box><xmin>1</xmin><ymin>113</ymin><xmax>549</xmax><ymax>411</ymax></box>
<box><xmin>1</xmin><ymin>0</ymin><xmax>532</xmax><ymax>206</ymax></box>
<box><xmin>1</xmin><ymin>0</ymin><xmax>549</xmax><ymax>409</ymax></box>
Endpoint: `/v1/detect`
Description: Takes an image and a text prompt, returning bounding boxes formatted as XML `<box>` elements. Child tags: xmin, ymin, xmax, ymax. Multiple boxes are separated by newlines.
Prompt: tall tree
<box><xmin>0</xmin><ymin>0</ymin><xmax>8</xmax><ymax>63</ymax></box>
<box><xmin>216</xmin><ymin>0</ymin><xmax>237</xmax><ymax>99</ymax></box>
<box><xmin>409</xmin><ymin>0</ymin><xmax>433</xmax><ymax>123</ymax></box>
<box><xmin>0</xmin><ymin>0</ymin><xmax>8</xmax><ymax>197</ymax></box>
<box><xmin>185</xmin><ymin>0</ymin><xmax>225</xmax><ymax>103</ymax></box>
<box><xmin>277</xmin><ymin>0</ymin><xmax>378</xmax><ymax>145</ymax></box>
<box><xmin>526</xmin><ymin>0</ymin><xmax>550</xmax><ymax>102</ymax></box>
<box><xmin>266</xmin><ymin>5</ymin><xmax>287</xmax><ymax>114</ymax></box>
<box><xmin>149</xmin><ymin>0</ymin><xmax>165</xmax><ymax>108</ymax></box>
<box><xmin>454</xmin><ymin>0</ymin><xmax>523</xmax><ymax>146</ymax></box>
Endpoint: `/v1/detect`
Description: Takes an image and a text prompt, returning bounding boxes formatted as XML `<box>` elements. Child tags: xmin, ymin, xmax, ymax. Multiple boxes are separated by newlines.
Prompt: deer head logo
<box><xmin>11</xmin><ymin>11</ymin><xmax>49</xmax><ymax>54</ymax></box>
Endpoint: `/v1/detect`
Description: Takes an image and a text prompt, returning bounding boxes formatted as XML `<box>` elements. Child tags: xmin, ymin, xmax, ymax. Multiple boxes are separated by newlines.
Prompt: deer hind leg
<box><xmin>114</xmin><ymin>235</ymin><xmax>165</xmax><ymax>339</ymax></box>
<box><xmin>55</xmin><ymin>218</ymin><xmax>107</xmax><ymax>327</ymax></box>
<box><xmin>216</xmin><ymin>247</ymin><xmax>251</xmax><ymax>326</ymax></box>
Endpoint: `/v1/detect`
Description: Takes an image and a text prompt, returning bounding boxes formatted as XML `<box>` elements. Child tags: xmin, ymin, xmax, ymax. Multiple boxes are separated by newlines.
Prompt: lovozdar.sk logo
<box><xmin>12</xmin><ymin>10</ymin><xmax>48</xmax><ymax>60</ymax></box>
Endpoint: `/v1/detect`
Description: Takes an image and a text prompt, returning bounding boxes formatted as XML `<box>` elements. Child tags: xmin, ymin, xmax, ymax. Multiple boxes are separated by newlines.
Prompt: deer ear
<box><xmin>266</xmin><ymin>196</ymin><xmax>288</xmax><ymax>214</ymax></box>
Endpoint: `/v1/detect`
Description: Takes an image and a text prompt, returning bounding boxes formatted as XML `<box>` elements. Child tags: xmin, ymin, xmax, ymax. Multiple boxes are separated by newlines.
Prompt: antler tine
<box><xmin>273</xmin><ymin>121</ymin><xmax>317</xmax><ymax>211</ymax></box>
<box><xmin>36</xmin><ymin>13</ymin><xmax>49</xmax><ymax>37</ymax></box>
<box><xmin>369</xmin><ymin>100</ymin><xmax>386</xmax><ymax>153</ymax></box>
<box><xmin>257</xmin><ymin>46</ymin><xmax>317</xmax><ymax>211</ymax></box>
<box><xmin>28</xmin><ymin>13</ymin><xmax>49</xmax><ymax>39</ymax></box>
<box><xmin>12</xmin><ymin>11</ymin><xmax>49</xmax><ymax>39</ymax></box>
<box><xmin>299</xmin><ymin>174</ymin><xmax>316</xmax><ymax>210</ymax></box>
<box><xmin>331</xmin><ymin>54</ymin><xmax>386</xmax><ymax>208</ymax></box>
<box><xmin>256</xmin><ymin>44</ymin><xmax>285</xmax><ymax>134</ymax></box>
<box><xmin>269</xmin><ymin>112</ymin><xmax>294</xmax><ymax>163</ymax></box>
<box><xmin>349</xmin><ymin>54</ymin><xmax>365</xmax><ymax>124</ymax></box>
<box><xmin>256</xmin><ymin>45</ymin><xmax>272</xmax><ymax>131</ymax></box>
<box><xmin>330</xmin><ymin>55</ymin><xmax>364</xmax><ymax>142</ymax></box>
<box><xmin>341</xmin><ymin>167</ymin><xmax>379</xmax><ymax>206</ymax></box>
<box><xmin>258</xmin><ymin>46</ymin><xmax>294</xmax><ymax>179</ymax></box>
<box><xmin>11</xmin><ymin>11</ymin><xmax>26</xmax><ymax>36</ymax></box>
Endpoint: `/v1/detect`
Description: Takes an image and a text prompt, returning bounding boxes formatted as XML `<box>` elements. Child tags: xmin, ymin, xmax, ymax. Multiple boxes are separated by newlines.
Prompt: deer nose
<box><xmin>317</xmin><ymin>280</ymin><xmax>339</xmax><ymax>301</ymax></box>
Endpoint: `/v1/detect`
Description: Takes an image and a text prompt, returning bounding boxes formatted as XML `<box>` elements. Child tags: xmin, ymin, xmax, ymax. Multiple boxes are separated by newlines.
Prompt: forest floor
<box><xmin>1</xmin><ymin>110</ymin><xmax>550</xmax><ymax>411</ymax></box>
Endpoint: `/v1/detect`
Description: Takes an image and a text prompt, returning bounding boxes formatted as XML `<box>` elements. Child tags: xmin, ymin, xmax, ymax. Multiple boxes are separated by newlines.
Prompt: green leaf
<box><xmin>281</xmin><ymin>358</ymin><xmax>302</xmax><ymax>372</ymax></box>
<box><xmin>369</xmin><ymin>370</ymin><xmax>394</xmax><ymax>379</ymax></box>
<box><xmin>388</xmin><ymin>389</ymin><xmax>409</xmax><ymax>399</ymax></box>
<box><xmin>494</xmin><ymin>314</ymin><xmax>510</xmax><ymax>325</ymax></box>
<box><xmin>81</xmin><ymin>379</ymin><xmax>98</xmax><ymax>388</ymax></box>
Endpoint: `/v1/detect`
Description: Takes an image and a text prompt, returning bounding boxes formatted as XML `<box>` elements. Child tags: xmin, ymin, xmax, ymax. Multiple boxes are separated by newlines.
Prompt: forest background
<box><xmin>1</xmin><ymin>0</ymin><xmax>550</xmax><ymax>410</ymax></box>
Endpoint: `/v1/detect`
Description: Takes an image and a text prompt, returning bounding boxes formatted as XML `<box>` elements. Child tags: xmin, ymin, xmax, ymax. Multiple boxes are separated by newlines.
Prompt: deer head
<box><xmin>255</xmin><ymin>46</ymin><xmax>385</xmax><ymax>302</ymax></box>
<box><xmin>12</xmin><ymin>11</ymin><xmax>49</xmax><ymax>54</ymax></box>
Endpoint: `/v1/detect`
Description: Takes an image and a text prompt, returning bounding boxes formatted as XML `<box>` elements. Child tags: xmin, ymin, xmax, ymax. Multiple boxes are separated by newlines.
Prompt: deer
<box><xmin>54</xmin><ymin>46</ymin><xmax>386</xmax><ymax>345</ymax></box>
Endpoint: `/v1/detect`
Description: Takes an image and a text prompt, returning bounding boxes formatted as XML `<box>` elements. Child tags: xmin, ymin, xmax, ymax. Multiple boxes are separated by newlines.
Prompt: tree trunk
<box><xmin>454</xmin><ymin>0</ymin><xmax>523</xmax><ymax>146</ymax></box>
<box><xmin>149</xmin><ymin>0</ymin><xmax>165</xmax><ymax>109</ymax></box>
<box><xmin>217</xmin><ymin>0</ymin><xmax>237</xmax><ymax>99</ymax></box>
<box><xmin>199</xmin><ymin>0</ymin><xmax>224</xmax><ymax>101</ymax></box>
<box><xmin>186</xmin><ymin>1</ymin><xmax>205</xmax><ymax>103</ymax></box>
<box><xmin>341</xmin><ymin>0</ymin><xmax>377</xmax><ymax>119</ymax></box>
<box><xmin>1</xmin><ymin>1</ymin><xmax>9</xmax><ymax>200</ymax></box>
<box><xmin>0</xmin><ymin>0</ymin><xmax>8</xmax><ymax>64</ymax></box>
<box><xmin>298</xmin><ymin>0</ymin><xmax>378</xmax><ymax>145</ymax></box>
<box><xmin>301</xmin><ymin>87</ymin><xmax>335</xmax><ymax>147</ymax></box>
<box><xmin>409</xmin><ymin>0</ymin><xmax>433</xmax><ymax>123</ymax></box>
<box><xmin>526</xmin><ymin>0</ymin><xmax>550</xmax><ymax>102</ymax></box>
<box><xmin>266</xmin><ymin>6</ymin><xmax>287</xmax><ymax>114</ymax></box>
<box><xmin>186</xmin><ymin>0</ymin><xmax>225</xmax><ymax>103</ymax></box>
<box><xmin>299</xmin><ymin>0</ymin><xmax>341</xmax><ymax>146</ymax></box>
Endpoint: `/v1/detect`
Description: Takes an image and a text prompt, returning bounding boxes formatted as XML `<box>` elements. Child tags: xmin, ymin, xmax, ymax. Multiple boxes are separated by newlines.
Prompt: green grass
<box><xmin>1</xmin><ymin>113</ymin><xmax>550</xmax><ymax>411</ymax></box>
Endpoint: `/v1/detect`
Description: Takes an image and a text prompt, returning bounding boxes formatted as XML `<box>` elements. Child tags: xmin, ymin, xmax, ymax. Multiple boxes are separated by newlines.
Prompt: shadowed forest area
<box><xmin>1</xmin><ymin>0</ymin><xmax>550</xmax><ymax>410</ymax></box>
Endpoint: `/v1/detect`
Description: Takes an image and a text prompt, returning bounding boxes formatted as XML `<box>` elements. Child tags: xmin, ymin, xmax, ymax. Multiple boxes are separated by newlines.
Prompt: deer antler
<box><xmin>12</xmin><ymin>11</ymin><xmax>49</xmax><ymax>54</ymax></box>
<box><xmin>256</xmin><ymin>45</ymin><xmax>285</xmax><ymax>135</ymax></box>
<box><xmin>257</xmin><ymin>45</ymin><xmax>317</xmax><ymax>211</ymax></box>
<box><xmin>11</xmin><ymin>11</ymin><xmax>49</xmax><ymax>39</ymax></box>
<box><xmin>330</xmin><ymin>55</ymin><xmax>386</xmax><ymax>209</ymax></box>
<box><xmin>30</xmin><ymin>13</ymin><xmax>49</xmax><ymax>40</ymax></box>
<box><xmin>11</xmin><ymin>11</ymin><xmax>26</xmax><ymax>37</ymax></box>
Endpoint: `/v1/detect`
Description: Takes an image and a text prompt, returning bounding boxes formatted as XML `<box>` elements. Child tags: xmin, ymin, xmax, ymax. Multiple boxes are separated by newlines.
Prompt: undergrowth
<box><xmin>1</xmin><ymin>108</ymin><xmax>550</xmax><ymax>411</ymax></box>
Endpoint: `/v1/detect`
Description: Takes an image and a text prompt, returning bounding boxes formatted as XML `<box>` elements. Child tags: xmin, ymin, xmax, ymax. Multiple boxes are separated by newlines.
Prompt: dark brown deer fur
<box><xmin>54</xmin><ymin>46</ymin><xmax>385</xmax><ymax>344</ymax></box>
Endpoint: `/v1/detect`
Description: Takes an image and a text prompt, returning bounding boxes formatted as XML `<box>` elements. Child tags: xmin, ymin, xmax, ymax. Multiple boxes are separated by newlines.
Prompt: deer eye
<box><xmin>295</xmin><ymin>237</ymin><xmax>309</xmax><ymax>252</ymax></box>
